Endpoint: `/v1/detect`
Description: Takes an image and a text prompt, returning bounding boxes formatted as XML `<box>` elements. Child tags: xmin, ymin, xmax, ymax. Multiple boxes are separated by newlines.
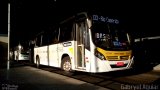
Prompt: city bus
<box><xmin>14</xmin><ymin>44</ymin><xmax>30</xmax><ymax>61</ymax></box>
<box><xmin>33</xmin><ymin>12</ymin><xmax>134</xmax><ymax>73</ymax></box>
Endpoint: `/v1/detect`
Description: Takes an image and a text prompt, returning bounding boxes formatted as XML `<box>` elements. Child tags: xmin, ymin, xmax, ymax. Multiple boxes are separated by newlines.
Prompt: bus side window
<box><xmin>35</xmin><ymin>35</ymin><xmax>42</xmax><ymax>47</ymax></box>
<box><xmin>59</xmin><ymin>22</ymin><xmax>74</xmax><ymax>42</ymax></box>
<box><xmin>53</xmin><ymin>37</ymin><xmax>59</xmax><ymax>44</ymax></box>
<box><xmin>42</xmin><ymin>33</ymin><xmax>49</xmax><ymax>46</ymax></box>
<box><xmin>48</xmin><ymin>29</ymin><xmax>59</xmax><ymax>44</ymax></box>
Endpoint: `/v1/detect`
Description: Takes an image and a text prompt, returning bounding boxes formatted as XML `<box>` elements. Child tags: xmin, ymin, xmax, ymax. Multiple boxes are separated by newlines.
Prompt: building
<box><xmin>0</xmin><ymin>34</ymin><xmax>8</xmax><ymax>63</ymax></box>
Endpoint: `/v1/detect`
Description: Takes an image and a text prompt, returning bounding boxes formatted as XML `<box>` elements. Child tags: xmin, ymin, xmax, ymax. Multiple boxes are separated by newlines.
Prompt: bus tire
<box><xmin>36</xmin><ymin>55</ymin><xmax>40</xmax><ymax>68</ymax></box>
<box><xmin>61</xmin><ymin>56</ymin><xmax>72</xmax><ymax>72</ymax></box>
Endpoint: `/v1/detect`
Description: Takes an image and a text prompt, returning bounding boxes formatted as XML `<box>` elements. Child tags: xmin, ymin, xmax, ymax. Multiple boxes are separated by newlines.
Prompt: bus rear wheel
<box><xmin>61</xmin><ymin>57</ymin><xmax>72</xmax><ymax>72</ymax></box>
<box><xmin>36</xmin><ymin>56</ymin><xmax>40</xmax><ymax>68</ymax></box>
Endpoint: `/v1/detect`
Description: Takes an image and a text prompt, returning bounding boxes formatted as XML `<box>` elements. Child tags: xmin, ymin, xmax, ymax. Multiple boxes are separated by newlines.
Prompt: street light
<box><xmin>18</xmin><ymin>44</ymin><xmax>22</xmax><ymax>50</ymax></box>
<box><xmin>7</xmin><ymin>1</ymin><xmax>10</xmax><ymax>71</ymax></box>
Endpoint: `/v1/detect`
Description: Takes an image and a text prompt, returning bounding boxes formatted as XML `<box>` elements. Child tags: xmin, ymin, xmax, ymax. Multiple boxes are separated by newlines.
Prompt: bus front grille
<box><xmin>120</xmin><ymin>56</ymin><xmax>129</xmax><ymax>60</ymax></box>
<box><xmin>107</xmin><ymin>56</ymin><xmax>118</xmax><ymax>60</ymax></box>
<box><xmin>107</xmin><ymin>56</ymin><xmax>129</xmax><ymax>60</ymax></box>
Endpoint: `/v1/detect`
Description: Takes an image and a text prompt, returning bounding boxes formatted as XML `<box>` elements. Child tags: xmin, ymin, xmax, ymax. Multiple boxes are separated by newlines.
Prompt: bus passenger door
<box><xmin>76</xmin><ymin>22</ymin><xmax>86</xmax><ymax>69</ymax></box>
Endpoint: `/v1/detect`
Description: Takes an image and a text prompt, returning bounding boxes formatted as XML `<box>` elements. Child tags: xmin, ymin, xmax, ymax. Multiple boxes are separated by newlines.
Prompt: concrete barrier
<box><xmin>154</xmin><ymin>64</ymin><xmax>160</xmax><ymax>71</ymax></box>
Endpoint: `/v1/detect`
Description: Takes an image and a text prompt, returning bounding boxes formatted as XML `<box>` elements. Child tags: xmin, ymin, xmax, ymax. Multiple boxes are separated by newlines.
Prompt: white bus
<box><xmin>14</xmin><ymin>44</ymin><xmax>30</xmax><ymax>61</ymax></box>
<box><xmin>34</xmin><ymin>12</ymin><xmax>134</xmax><ymax>73</ymax></box>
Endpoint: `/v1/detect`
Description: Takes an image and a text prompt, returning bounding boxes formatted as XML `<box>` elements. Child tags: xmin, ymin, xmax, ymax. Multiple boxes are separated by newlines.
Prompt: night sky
<box><xmin>2</xmin><ymin>0</ymin><xmax>159</xmax><ymax>47</ymax></box>
<box><xmin>0</xmin><ymin>0</ymin><xmax>8</xmax><ymax>34</ymax></box>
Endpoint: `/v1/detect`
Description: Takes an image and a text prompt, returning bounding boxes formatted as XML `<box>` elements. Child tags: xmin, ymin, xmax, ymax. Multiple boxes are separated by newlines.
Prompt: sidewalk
<box><xmin>0</xmin><ymin>66</ymin><xmax>110</xmax><ymax>90</ymax></box>
<box><xmin>0</xmin><ymin>60</ymin><xmax>25</xmax><ymax>69</ymax></box>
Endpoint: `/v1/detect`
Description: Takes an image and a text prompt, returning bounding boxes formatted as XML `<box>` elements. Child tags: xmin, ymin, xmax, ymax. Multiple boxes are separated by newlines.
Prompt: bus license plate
<box><xmin>116</xmin><ymin>62</ymin><xmax>124</xmax><ymax>66</ymax></box>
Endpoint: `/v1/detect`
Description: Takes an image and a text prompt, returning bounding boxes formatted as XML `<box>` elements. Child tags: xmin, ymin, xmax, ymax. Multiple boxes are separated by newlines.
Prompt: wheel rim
<box><xmin>63</xmin><ymin>61</ymin><xmax>71</xmax><ymax>71</ymax></box>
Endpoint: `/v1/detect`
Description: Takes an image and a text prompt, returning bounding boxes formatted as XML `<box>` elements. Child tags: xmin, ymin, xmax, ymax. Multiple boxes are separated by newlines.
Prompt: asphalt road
<box><xmin>0</xmin><ymin>65</ymin><xmax>109</xmax><ymax>90</ymax></box>
<box><xmin>1</xmin><ymin>60</ymin><xmax>160</xmax><ymax>90</ymax></box>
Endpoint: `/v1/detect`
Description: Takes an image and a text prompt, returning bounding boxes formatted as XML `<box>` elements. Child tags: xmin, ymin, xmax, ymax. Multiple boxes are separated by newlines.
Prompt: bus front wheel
<box><xmin>61</xmin><ymin>57</ymin><xmax>72</xmax><ymax>72</ymax></box>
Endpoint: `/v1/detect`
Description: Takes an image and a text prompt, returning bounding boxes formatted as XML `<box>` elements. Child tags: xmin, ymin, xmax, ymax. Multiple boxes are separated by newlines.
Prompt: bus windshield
<box><xmin>21</xmin><ymin>52</ymin><xmax>29</xmax><ymax>55</ymax></box>
<box><xmin>91</xmin><ymin>22</ymin><xmax>131</xmax><ymax>51</ymax></box>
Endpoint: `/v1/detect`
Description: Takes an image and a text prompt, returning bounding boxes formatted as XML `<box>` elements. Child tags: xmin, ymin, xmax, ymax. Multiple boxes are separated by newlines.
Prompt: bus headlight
<box><xmin>95</xmin><ymin>49</ymin><xmax>106</xmax><ymax>60</ymax></box>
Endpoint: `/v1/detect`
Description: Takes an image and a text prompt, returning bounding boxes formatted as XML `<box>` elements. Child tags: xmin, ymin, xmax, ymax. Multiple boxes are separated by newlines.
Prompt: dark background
<box><xmin>0</xmin><ymin>0</ymin><xmax>8</xmax><ymax>34</ymax></box>
<box><xmin>1</xmin><ymin>0</ymin><xmax>159</xmax><ymax>48</ymax></box>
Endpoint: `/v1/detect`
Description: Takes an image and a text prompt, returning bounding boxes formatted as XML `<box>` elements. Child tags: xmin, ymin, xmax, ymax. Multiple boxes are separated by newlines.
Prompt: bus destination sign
<box><xmin>92</xmin><ymin>15</ymin><xmax>119</xmax><ymax>24</ymax></box>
